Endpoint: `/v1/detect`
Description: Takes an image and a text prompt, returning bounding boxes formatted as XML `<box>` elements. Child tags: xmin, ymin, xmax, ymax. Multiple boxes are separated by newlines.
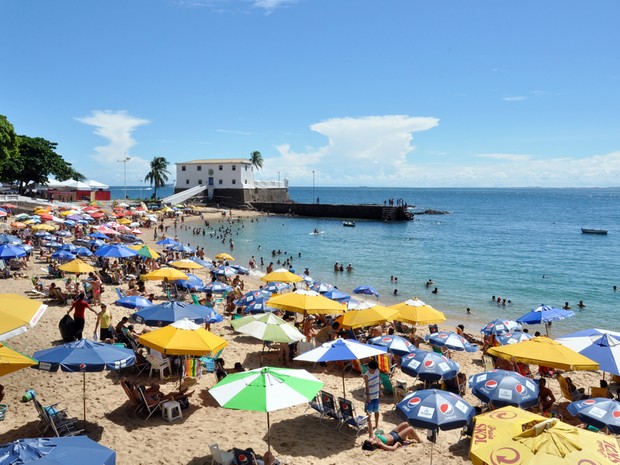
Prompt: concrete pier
<box><xmin>249</xmin><ymin>202</ymin><xmax>413</xmax><ymax>221</ymax></box>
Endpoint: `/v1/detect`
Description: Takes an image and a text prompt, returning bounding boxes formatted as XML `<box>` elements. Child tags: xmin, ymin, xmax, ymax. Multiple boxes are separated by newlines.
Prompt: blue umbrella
<box><xmin>480</xmin><ymin>319</ymin><xmax>522</xmax><ymax>336</ymax></box>
<box><xmin>400</xmin><ymin>350</ymin><xmax>460</xmax><ymax>382</ymax></box>
<box><xmin>229</xmin><ymin>265</ymin><xmax>250</xmax><ymax>275</ymax></box>
<box><xmin>557</xmin><ymin>329</ymin><xmax>620</xmax><ymax>376</ymax></box>
<box><xmin>0</xmin><ymin>244</ymin><xmax>27</xmax><ymax>259</ymax></box>
<box><xmin>50</xmin><ymin>250</ymin><xmax>76</xmax><ymax>262</ymax></box>
<box><xmin>568</xmin><ymin>397</ymin><xmax>620</xmax><ymax>433</ymax></box>
<box><xmin>235</xmin><ymin>289</ymin><xmax>273</xmax><ymax>307</ymax></box>
<box><xmin>310</xmin><ymin>282</ymin><xmax>334</xmax><ymax>293</ymax></box>
<box><xmin>516</xmin><ymin>304</ymin><xmax>575</xmax><ymax>335</ymax></box>
<box><xmin>397</xmin><ymin>389</ymin><xmax>475</xmax><ymax>431</ymax></box>
<box><xmin>33</xmin><ymin>231</ymin><xmax>51</xmax><ymax>238</ymax></box>
<box><xmin>167</xmin><ymin>243</ymin><xmax>194</xmax><ymax>253</ymax></box>
<box><xmin>0</xmin><ymin>233</ymin><xmax>22</xmax><ymax>245</ymax></box>
<box><xmin>42</xmin><ymin>241</ymin><xmax>62</xmax><ymax>249</ymax></box>
<box><xmin>264</xmin><ymin>282</ymin><xmax>290</xmax><ymax>293</ymax></box>
<box><xmin>201</xmin><ymin>282</ymin><xmax>234</xmax><ymax>294</ymax></box>
<box><xmin>211</xmin><ymin>265</ymin><xmax>237</xmax><ymax>277</ymax></box>
<box><xmin>175</xmin><ymin>273</ymin><xmax>205</xmax><ymax>291</ymax></box>
<box><xmin>367</xmin><ymin>335</ymin><xmax>417</xmax><ymax>356</ymax></box>
<box><xmin>94</xmin><ymin>244</ymin><xmax>138</xmax><ymax>259</ymax></box>
<box><xmin>132</xmin><ymin>301</ymin><xmax>217</xmax><ymax>326</ymax></box>
<box><xmin>468</xmin><ymin>369</ymin><xmax>539</xmax><ymax>408</ymax></box>
<box><xmin>243</xmin><ymin>301</ymin><xmax>278</xmax><ymax>314</ymax></box>
<box><xmin>496</xmin><ymin>331</ymin><xmax>533</xmax><ymax>345</ymax></box>
<box><xmin>88</xmin><ymin>239</ymin><xmax>105</xmax><ymax>248</ymax></box>
<box><xmin>60</xmin><ymin>243</ymin><xmax>78</xmax><ymax>253</ymax></box>
<box><xmin>0</xmin><ymin>436</ymin><xmax>116</xmax><ymax>465</ymax></box>
<box><xmin>352</xmin><ymin>285</ymin><xmax>379</xmax><ymax>297</ymax></box>
<box><xmin>55</xmin><ymin>231</ymin><xmax>72</xmax><ymax>237</ymax></box>
<box><xmin>75</xmin><ymin>247</ymin><xmax>93</xmax><ymax>257</ymax></box>
<box><xmin>32</xmin><ymin>339</ymin><xmax>135</xmax><ymax>423</ymax></box>
<box><xmin>426</xmin><ymin>332</ymin><xmax>478</xmax><ymax>352</ymax></box>
<box><xmin>88</xmin><ymin>232</ymin><xmax>109</xmax><ymax>240</ymax></box>
<box><xmin>114</xmin><ymin>295</ymin><xmax>153</xmax><ymax>309</ymax></box>
<box><xmin>156</xmin><ymin>237</ymin><xmax>178</xmax><ymax>246</ymax></box>
<box><xmin>189</xmin><ymin>257</ymin><xmax>213</xmax><ymax>269</ymax></box>
<box><xmin>323</xmin><ymin>289</ymin><xmax>351</xmax><ymax>302</ymax></box>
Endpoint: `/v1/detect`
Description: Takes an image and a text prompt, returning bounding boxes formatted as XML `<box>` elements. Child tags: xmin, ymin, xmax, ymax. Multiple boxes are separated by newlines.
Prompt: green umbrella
<box><xmin>209</xmin><ymin>366</ymin><xmax>323</xmax><ymax>452</ymax></box>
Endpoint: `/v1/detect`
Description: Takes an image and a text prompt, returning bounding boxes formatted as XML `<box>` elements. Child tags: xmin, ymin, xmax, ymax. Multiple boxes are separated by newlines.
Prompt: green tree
<box><xmin>250</xmin><ymin>150</ymin><xmax>263</xmax><ymax>170</ymax></box>
<box><xmin>0</xmin><ymin>115</ymin><xmax>19</xmax><ymax>163</ymax></box>
<box><xmin>0</xmin><ymin>135</ymin><xmax>84</xmax><ymax>194</ymax></box>
<box><xmin>144</xmin><ymin>156</ymin><xmax>170</xmax><ymax>199</ymax></box>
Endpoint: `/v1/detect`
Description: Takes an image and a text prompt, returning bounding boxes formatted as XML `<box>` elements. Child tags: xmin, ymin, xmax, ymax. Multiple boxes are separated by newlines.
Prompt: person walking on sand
<box><xmin>94</xmin><ymin>303</ymin><xmax>113</xmax><ymax>342</ymax></box>
<box><xmin>67</xmin><ymin>292</ymin><xmax>97</xmax><ymax>340</ymax></box>
<box><xmin>364</xmin><ymin>360</ymin><xmax>381</xmax><ymax>437</ymax></box>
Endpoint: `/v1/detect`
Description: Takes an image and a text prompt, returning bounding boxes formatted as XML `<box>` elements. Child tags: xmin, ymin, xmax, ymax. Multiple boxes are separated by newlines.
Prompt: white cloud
<box><xmin>75</xmin><ymin>110</ymin><xmax>151</xmax><ymax>185</ymax></box>
<box><xmin>215</xmin><ymin>128</ymin><xmax>254</xmax><ymax>136</ymax></box>
<box><xmin>477</xmin><ymin>153</ymin><xmax>533</xmax><ymax>162</ymax></box>
<box><xmin>253</xmin><ymin>0</ymin><xmax>297</xmax><ymax>13</ymax></box>
<box><xmin>502</xmin><ymin>96</ymin><xmax>527</xmax><ymax>102</ymax></box>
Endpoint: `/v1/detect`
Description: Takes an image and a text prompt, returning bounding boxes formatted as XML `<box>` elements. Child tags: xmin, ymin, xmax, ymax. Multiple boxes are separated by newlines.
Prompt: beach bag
<box><xmin>59</xmin><ymin>314</ymin><xmax>76</xmax><ymax>342</ymax></box>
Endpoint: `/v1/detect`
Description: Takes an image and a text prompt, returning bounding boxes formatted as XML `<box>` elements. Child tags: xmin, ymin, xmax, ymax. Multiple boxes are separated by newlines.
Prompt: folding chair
<box><xmin>337</xmin><ymin>397</ymin><xmax>368</xmax><ymax>436</ymax></box>
<box><xmin>306</xmin><ymin>392</ymin><xmax>324</xmax><ymax>418</ymax></box>
<box><xmin>137</xmin><ymin>386</ymin><xmax>167</xmax><ymax>420</ymax></box>
<box><xmin>120</xmin><ymin>378</ymin><xmax>142</xmax><ymax>413</ymax></box>
<box><xmin>482</xmin><ymin>354</ymin><xmax>495</xmax><ymax>371</ymax></box>
<box><xmin>318</xmin><ymin>391</ymin><xmax>341</xmax><ymax>428</ymax></box>
<box><xmin>115</xmin><ymin>287</ymin><xmax>125</xmax><ymax>300</ymax></box>
<box><xmin>232</xmin><ymin>448</ymin><xmax>259</xmax><ymax>465</ymax></box>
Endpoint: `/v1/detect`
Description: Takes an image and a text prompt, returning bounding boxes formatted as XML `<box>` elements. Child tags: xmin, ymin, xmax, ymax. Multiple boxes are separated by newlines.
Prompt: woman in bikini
<box><xmin>363</xmin><ymin>422</ymin><xmax>422</xmax><ymax>451</ymax></box>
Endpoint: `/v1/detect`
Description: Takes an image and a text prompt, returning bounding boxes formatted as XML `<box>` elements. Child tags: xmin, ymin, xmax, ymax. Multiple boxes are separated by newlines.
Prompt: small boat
<box><xmin>581</xmin><ymin>228</ymin><xmax>608</xmax><ymax>235</ymax></box>
<box><xmin>343</xmin><ymin>221</ymin><xmax>356</xmax><ymax>227</ymax></box>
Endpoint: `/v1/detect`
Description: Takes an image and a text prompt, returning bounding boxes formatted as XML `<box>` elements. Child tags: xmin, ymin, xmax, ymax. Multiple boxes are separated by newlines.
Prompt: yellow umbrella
<box><xmin>0</xmin><ymin>294</ymin><xmax>48</xmax><ymax>341</ymax></box>
<box><xmin>138</xmin><ymin>318</ymin><xmax>228</xmax><ymax>356</ymax></box>
<box><xmin>260</xmin><ymin>268</ymin><xmax>303</xmax><ymax>283</ymax></box>
<box><xmin>267</xmin><ymin>290</ymin><xmax>346</xmax><ymax>315</ymax></box>
<box><xmin>487</xmin><ymin>336</ymin><xmax>599</xmax><ymax>371</ymax></box>
<box><xmin>0</xmin><ymin>343</ymin><xmax>38</xmax><ymax>376</ymax></box>
<box><xmin>59</xmin><ymin>210</ymin><xmax>77</xmax><ymax>217</ymax></box>
<box><xmin>215</xmin><ymin>253</ymin><xmax>235</xmax><ymax>261</ymax></box>
<box><xmin>335</xmin><ymin>303</ymin><xmax>399</xmax><ymax>329</ymax></box>
<box><xmin>141</xmin><ymin>267</ymin><xmax>188</xmax><ymax>281</ymax></box>
<box><xmin>471</xmin><ymin>410</ymin><xmax>620</xmax><ymax>465</ymax></box>
<box><xmin>128</xmin><ymin>244</ymin><xmax>161</xmax><ymax>259</ymax></box>
<box><xmin>31</xmin><ymin>223</ymin><xmax>56</xmax><ymax>231</ymax></box>
<box><xmin>118</xmin><ymin>218</ymin><xmax>131</xmax><ymax>225</ymax></box>
<box><xmin>169</xmin><ymin>259</ymin><xmax>203</xmax><ymax>270</ymax></box>
<box><xmin>59</xmin><ymin>258</ymin><xmax>95</xmax><ymax>274</ymax></box>
<box><xmin>389</xmin><ymin>298</ymin><xmax>446</xmax><ymax>325</ymax></box>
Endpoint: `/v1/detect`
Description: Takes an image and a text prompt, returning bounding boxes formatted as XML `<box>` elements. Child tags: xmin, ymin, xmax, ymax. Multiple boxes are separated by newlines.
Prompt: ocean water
<box><xmin>160</xmin><ymin>187</ymin><xmax>620</xmax><ymax>336</ymax></box>
<box><xmin>108</xmin><ymin>185</ymin><xmax>174</xmax><ymax>200</ymax></box>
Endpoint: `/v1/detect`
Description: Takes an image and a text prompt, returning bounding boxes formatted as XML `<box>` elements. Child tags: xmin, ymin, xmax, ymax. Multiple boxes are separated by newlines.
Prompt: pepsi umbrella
<box><xmin>397</xmin><ymin>389</ymin><xmax>475</xmax><ymax>431</ymax></box>
<box><xmin>229</xmin><ymin>265</ymin><xmax>250</xmax><ymax>275</ymax></box>
<box><xmin>94</xmin><ymin>244</ymin><xmax>138</xmax><ymax>259</ymax></box>
<box><xmin>0</xmin><ymin>244</ymin><xmax>27</xmax><ymax>259</ymax></box>
<box><xmin>55</xmin><ymin>230</ymin><xmax>72</xmax><ymax>237</ymax></box>
<box><xmin>156</xmin><ymin>237</ymin><xmax>178</xmax><ymax>246</ymax></box>
<box><xmin>496</xmin><ymin>331</ymin><xmax>534</xmax><ymax>345</ymax></box>
<box><xmin>175</xmin><ymin>273</ymin><xmax>204</xmax><ymax>291</ymax></box>
<box><xmin>400</xmin><ymin>350</ymin><xmax>460</xmax><ymax>382</ymax></box>
<box><xmin>60</xmin><ymin>243</ymin><xmax>78</xmax><ymax>253</ymax></box>
<box><xmin>42</xmin><ymin>241</ymin><xmax>62</xmax><ymax>249</ymax></box>
<box><xmin>32</xmin><ymin>339</ymin><xmax>135</xmax><ymax>423</ymax></box>
<box><xmin>243</xmin><ymin>301</ymin><xmax>278</xmax><ymax>314</ymax></box>
<box><xmin>367</xmin><ymin>334</ymin><xmax>417</xmax><ymax>356</ymax></box>
<box><xmin>556</xmin><ymin>328</ymin><xmax>620</xmax><ymax>376</ymax></box>
<box><xmin>88</xmin><ymin>239</ymin><xmax>105</xmax><ymax>248</ymax></box>
<box><xmin>114</xmin><ymin>295</ymin><xmax>152</xmax><ymax>309</ymax></box>
<box><xmin>33</xmin><ymin>231</ymin><xmax>51</xmax><ymax>238</ymax></box>
<box><xmin>567</xmin><ymin>397</ymin><xmax>620</xmax><ymax>433</ymax></box>
<box><xmin>211</xmin><ymin>266</ymin><xmax>237</xmax><ymax>278</ymax></box>
<box><xmin>168</xmin><ymin>243</ymin><xmax>194</xmax><ymax>253</ymax></box>
<box><xmin>516</xmin><ymin>304</ymin><xmax>575</xmax><ymax>335</ymax></box>
<box><xmin>480</xmin><ymin>319</ymin><xmax>522</xmax><ymax>336</ymax></box>
<box><xmin>468</xmin><ymin>369</ymin><xmax>539</xmax><ymax>408</ymax></box>
<box><xmin>201</xmin><ymin>282</ymin><xmax>234</xmax><ymax>294</ymax></box>
<box><xmin>235</xmin><ymin>289</ymin><xmax>272</xmax><ymax>307</ymax></box>
<box><xmin>323</xmin><ymin>289</ymin><xmax>351</xmax><ymax>302</ymax></box>
<box><xmin>426</xmin><ymin>332</ymin><xmax>478</xmax><ymax>352</ymax></box>
<box><xmin>133</xmin><ymin>301</ymin><xmax>217</xmax><ymax>326</ymax></box>
<box><xmin>75</xmin><ymin>247</ymin><xmax>93</xmax><ymax>257</ymax></box>
<box><xmin>264</xmin><ymin>282</ymin><xmax>290</xmax><ymax>293</ymax></box>
<box><xmin>0</xmin><ymin>436</ymin><xmax>116</xmax><ymax>465</ymax></box>
<box><xmin>88</xmin><ymin>232</ymin><xmax>109</xmax><ymax>240</ymax></box>
<box><xmin>50</xmin><ymin>250</ymin><xmax>76</xmax><ymax>262</ymax></box>
<box><xmin>310</xmin><ymin>281</ymin><xmax>334</xmax><ymax>293</ymax></box>
<box><xmin>352</xmin><ymin>285</ymin><xmax>379</xmax><ymax>297</ymax></box>
<box><xmin>188</xmin><ymin>257</ymin><xmax>212</xmax><ymax>269</ymax></box>
<box><xmin>0</xmin><ymin>233</ymin><xmax>22</xmax><ymax>244</ymax></box>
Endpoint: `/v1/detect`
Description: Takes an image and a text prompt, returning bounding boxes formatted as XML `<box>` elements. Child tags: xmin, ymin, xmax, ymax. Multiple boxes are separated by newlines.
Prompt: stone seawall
<box><xmin>250</xmin><ymin>202</ymin><xmax>413</xmax><ymax>221</ymax></box>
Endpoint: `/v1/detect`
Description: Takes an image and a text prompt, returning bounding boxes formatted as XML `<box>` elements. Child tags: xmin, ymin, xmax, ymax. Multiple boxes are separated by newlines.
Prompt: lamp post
<box><xmin>117</xmin><ymin>155</ymin><xmax>131</xmax><ymax>200</ymax></box>
<box><xmin>312</xmin><ymin>170</ymin><xmax>315</xmax><ymax>204</ymax></box>
<box><xmin>139</xmin><ymin>180</ymin><xmax>143</xmax><ymax>200</ymax></box>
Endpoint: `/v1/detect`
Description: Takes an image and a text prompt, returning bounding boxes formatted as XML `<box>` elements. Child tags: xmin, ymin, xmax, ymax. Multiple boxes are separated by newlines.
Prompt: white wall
<box><xmin>176</xmin><ymin>162</ymin><xmax>254</xmax><ymax>189</ymax></box>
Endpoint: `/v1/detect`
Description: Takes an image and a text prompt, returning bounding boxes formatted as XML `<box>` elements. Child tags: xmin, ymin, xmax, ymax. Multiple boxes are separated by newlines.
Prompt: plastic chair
<box><xmin>146</xmin><ymin>354</ymin><xmax>171</xmax><ymax>380</ymax></box>
<box><xmin>209</xmin><ymin>443</ymin><xmax>235</xmax><ymax>465</ymax></box>
<box><xmin>318</xmin><ymin>391</ymin><xmax>341</xmax><ymax>428</ymax></box>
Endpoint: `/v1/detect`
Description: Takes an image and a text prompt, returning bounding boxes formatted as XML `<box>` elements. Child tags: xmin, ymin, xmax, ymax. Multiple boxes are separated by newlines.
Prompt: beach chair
<box><xmin>482</xmin><ymin>354</ymin><xmax>495</xmax><ymax>371</ymax></box>
<box><xmin>33</xmin><ymin>398</ymin><xmax>81</xmax><ymax>437</ymax></box>
<box><xmin>232</xmin><ymin>448</ymin><xmax>259</xmax><ymax>465</ymax></box>
<box><xmin>146</xmin><ymin>353</ymin><xmax>172</xmax><ymax>380</ymax></box>
<box><xmin>589</xmin><ymin>387</ymin><xmax>612</xmax><ymax>399</ymax></box>
<box><xmin>115</xmin><ymin>287</ymin><xmax>125</xmax><ymax>300</ymax></box>
<box><xmin>191</xmin><ymin>293</ymin><xmax>201</xmax><ymax>306</ymax></box>
<box><xmin>557</xmin><ymin>375</ymin><xmax>572</xmax><ymax>401</ymax></box>
<box><xmin>380</xmin><ymin>372</ymin><xmax>395</xmax><ymax>395</ymax></box>
<box><xmin>136</xmin><ymin>385</ymin><xmax>167</xmax><ymax>420</ymax></box>
<box><xmin>209</xmin><ymin>443</ymin><xmax>235</xmax><ymax>465</ymax></box>
<box><xmin>318</xmin><ymin>391</ymin><xmax>341</xmax><ymax>428</ymax></box>
<box><xmin>120</xmin><ymin>378</ymin><xmax>142</xmax><ymax>414</ymax></box>
<box><xmin>337</xmin><ymin>397</ymin><xmax>368</xmax><ymax>436</ymax></box>
<box><xmin>306</xmin><ymin>393</ymin><xmax>324</xmax><ymax>419</ymax></box>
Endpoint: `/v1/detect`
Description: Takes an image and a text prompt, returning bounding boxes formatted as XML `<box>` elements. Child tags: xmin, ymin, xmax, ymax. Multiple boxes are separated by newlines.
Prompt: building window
<box><xmin>198</xmin><ymin>179</ymin><xmax>203</xmax><ymax>185</ymax></box>
<box><xmin>244</xmin><ymin>179</ymin><xmax>247</xmax><ymax>184</ymax></box>
<box><xmin>245</xmin><ymin>165</ymin><xmax>248</xmax><ymax>171</ymax></box>
<box><xmin>219</xmin><ymin>165</ymin><xmax>223</xmax><ymax>171</ymax></box>
<box><xmin>181</xmin><ymin>166</ymin><xmax>186</xmax><ymax>171</ymax></box>
<box><xmin>197</xmin><ymin>166</ymin><xmax>202</xmax><ymax>171</ymax></box>
<box><xmin>218</xmin><ymin>179</ymin><xmax>223</xmax><ymax>185</ymax></box>
<box><xmin>232</xmin><ymin>179</ymin><xmax>236</xmax><ymax>185</ymax></box>
<box><xmin>186</xmin><ymin>179</ymin><xmax>190</xmax><ymax>185</ymax></box>
<box><xmin>232</xmin><ymin>165</ymin><xmax>236</xmax><ymax>171</ymax></box>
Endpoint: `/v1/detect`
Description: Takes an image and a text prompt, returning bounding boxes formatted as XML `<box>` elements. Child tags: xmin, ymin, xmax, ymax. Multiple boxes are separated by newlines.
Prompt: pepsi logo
<box><xmin>424</xmin><ymin>360</ymin><xmax>435</xmax><ymax>368</ymax></box>
<box><xmin>440</xmin><ymin>403</ymin><xmax>454</xmax><ymax>415</ymax></box>
<box><xmin>583</xmin><ymin>399</ymin><xmax>596</xmax><ymax>406</ymax></box>
<box><xmin>79</xmin><ymin>363</ymin><xmax>86</xmax><ymax>370</ymax></box>
<box><xmin>439</xmin><ymin>334</ymin><xmax>448</xmax><ymax>339</ymax></box>
<box><xmin>613</xmin><ymin>410</ymin><xmax>620</xmax><ymax>419</ymax></box>
<box><xmin>515</xmin><ymin>384</ymin><xmax>526</xmax><ymax>395</ymax></box>
<box><xmin>406</xmin><ymin>354</ymin><xmax>416</xmax><ymax>360</ymax></box>
<box><xmin>382</xmin><ymin>337</ymin><xmax>391</xmax><ymax>343</ymax></box>
<box><xmin>404</xmin><ymin>341</ymin><xmax>411</xmax><ymax>347</ymax></box>
<box><xmin>505</xmin><ymin>332</ymin><xmax>513</xmax><ymax>337</ymax></box>
<box><xmin>485</xmin><ymin>380</ymin><xmax>498</xmax><ymax>390</ymax></box>
<box><xmin>408</xmin><ymin>397</ymin><xmax>422</xmax><ymax>407</ymax></box>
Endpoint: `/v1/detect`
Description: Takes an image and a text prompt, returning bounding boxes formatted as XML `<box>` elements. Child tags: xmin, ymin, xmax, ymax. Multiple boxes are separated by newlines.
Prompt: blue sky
<box><xmin>2</xmin><ymin>0</ymin><xmax>620</xmax><ymax>187</ymax></box>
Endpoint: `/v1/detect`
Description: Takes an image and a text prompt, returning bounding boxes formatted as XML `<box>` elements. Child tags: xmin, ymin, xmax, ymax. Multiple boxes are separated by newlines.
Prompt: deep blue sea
<box><xmin>115</xmin><ymin>186</ymin><xmax>620</xmax><ymax>336</ymax></box>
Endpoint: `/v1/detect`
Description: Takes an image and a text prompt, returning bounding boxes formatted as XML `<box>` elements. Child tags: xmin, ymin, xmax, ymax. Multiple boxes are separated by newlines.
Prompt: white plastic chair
<box><xmin>146</xmin><ymin>354</ymin><xmax>171</xmax><ymax>380</ymax></box>
<box><xmin>209</xmin><ymin>443</ymin><xmax>235</xmax><ymax>465</ymax></box>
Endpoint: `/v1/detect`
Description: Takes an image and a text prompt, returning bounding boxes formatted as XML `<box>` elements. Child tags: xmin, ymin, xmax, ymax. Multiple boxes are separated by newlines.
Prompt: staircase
<box><xmin>382</xmin><ymin>206</ymin><xmax>396</xmax><ymax>221</ymax></box>
<box><xmin>161</xmin><ymin>185</ymin><xmax>207</xmax><ymax>205</ymax></box>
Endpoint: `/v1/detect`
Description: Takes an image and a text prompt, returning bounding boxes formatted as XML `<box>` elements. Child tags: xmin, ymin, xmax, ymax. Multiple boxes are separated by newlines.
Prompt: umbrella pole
<box><xmin>342</xmin><ymin>368</ymin><xmax>346</xmax><ymax>399</ymax></box>
<box><xmin>83</xmin><ymin>371</ymin><xmax>86</xmax><ymax>427</ymax></box>
<box><xmin>261</xmin><ymin>341</ymin><xmax>265</xmax><ymax>367</ymax></box>
<box><xmin>267</xmin><ymin>411</ymin><xmax>271</xmax><ymax>454</ymax></box>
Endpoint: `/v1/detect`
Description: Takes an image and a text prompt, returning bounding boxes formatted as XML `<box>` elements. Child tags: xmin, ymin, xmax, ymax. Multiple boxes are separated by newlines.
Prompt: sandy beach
<box><xmin>0</xmin><ymin>203</ymin><xmax>615</xmax><ymax>464</ymax></box>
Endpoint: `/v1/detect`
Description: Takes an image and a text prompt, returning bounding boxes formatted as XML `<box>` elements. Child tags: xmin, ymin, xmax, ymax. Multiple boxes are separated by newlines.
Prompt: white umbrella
<box><xmin>86</xmin><ymin>180</ymin><xmax>109</xmax><ymax>189</ymax></box>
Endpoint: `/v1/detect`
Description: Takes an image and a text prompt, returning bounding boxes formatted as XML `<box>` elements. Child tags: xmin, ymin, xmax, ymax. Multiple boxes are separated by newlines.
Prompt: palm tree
<box><xmin>250</xmin><ymin>151</ymin><xmax>263</xmax><ymax>170</ymax></box>
<box><xmin>144</xmin><ymin>156</ymin><xmax>170</xmax><ymax>199</ymax></box>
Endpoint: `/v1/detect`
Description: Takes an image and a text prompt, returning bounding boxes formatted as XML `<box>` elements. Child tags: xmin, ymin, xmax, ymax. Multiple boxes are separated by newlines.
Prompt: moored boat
<box><xmin>343</xmin><ymin>221</ymin><xmax>356</xmax><ymax>227</ymax></box>
<box><xmin>581</xmin><ymin>228</ymin><xmax>608</xmax><ymax>235</ymax></box>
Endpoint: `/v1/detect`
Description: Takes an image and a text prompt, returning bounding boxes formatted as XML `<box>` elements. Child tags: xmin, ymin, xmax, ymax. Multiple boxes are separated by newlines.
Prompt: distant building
<box><xmin>175</xmin><ymin>158</ymin><xmax>288</xmax><ymax>206</ymax></box>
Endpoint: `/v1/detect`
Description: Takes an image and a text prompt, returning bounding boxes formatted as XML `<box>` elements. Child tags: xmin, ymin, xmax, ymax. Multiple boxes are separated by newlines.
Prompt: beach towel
<box><xmin>184</xmin><ymin>358</ymin><xmax>202</xmax><ymax>379</ymax></box>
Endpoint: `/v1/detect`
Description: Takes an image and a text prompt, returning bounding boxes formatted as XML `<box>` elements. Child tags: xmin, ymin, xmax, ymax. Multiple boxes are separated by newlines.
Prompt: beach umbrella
<box><xmin>201</xmin><ymin>281</ymin><xmax>233</xmax><ymax>294</ymax></box>
<box><xmin>0</xmin><ymin>294</ymin><xmax>48</xmax><ymax>341</ymax></box>
<box><xmin>88</xmin><ymin>232</ymin><xmax>109</xmax><ymax>240</ymax></box>
<box><xmin>14</xmin><ymin>213</ymin><xmax>30</xmax><ymax>220</ymax></box>
<box><xmin>516</xmin><ymin>304</ymin><xmax>575</xmax><ymax>335</ymax></box>
<box><xmin>294</xmin><ymin>338</ymin><xmax>386</xmax><ymax>396</ymax></box>
<box><xmin>170</xmin><ymin>259</ymin><xmax>203</xmax><ymax>270</ymax></box>
<box><xmin>567</xmin><ymin>397</ymin><xmax>620</xmax><ymax>433</ymax></box>
<box><xmin>75</xmin><ymin>247</ymin><xmax>93</xmax><ymax>257</ymax></box>
<box><xmin>10</xmin><ymin>222</ymin><xmax>27</xmax><ymax>229</ymax></box>
<box><xmin>263</xmin><ymin>282</ymin><xmax>290</xmax><ymax>293</ymax></box>
<box><xmin>231</xmin><ymin>313</ymin><xmax>305</xmax><ymax>344</ymax></box>
<box><xmin>141</xmin><ymin>267</ymin><xmax>188</xmax><ymax>281</ymax></box>
<box><xmin>0</xmin><ymin>436</ymin><xmax>116</xmax><ymax>465</ymax></box>
<box><xmin>235</xmin><ymin>289</ymin><xmax>273</xmax><ymax>307</ymax></box>
<box><xmin>267</xmin><ymin>290</ymin><xmax>346</xmax><ymax>316</ymax></box>
<box><xmin>215</xmin><ymin>253</ymin><xmax>235</xmax><ymax>261</ymax></box>
<box><xmin>335</xmin><ymin>303</ymin><xmax>399</xmax><ymax>329</ymax></box>
<box><xmin>310</xmin><ymin>281</ymin><xmax>335</xmax><ymax>293</ymax></box>
<box><xmin>31</xmin><ymin>224</ymin><xmax>55</xmax><ymax>231</ymax></box>
<box><xmin>426</xmin><ymin>331</ymin><xmax>479</xmax><ymax>352</ymax></box>
<box><xmin>469</xmin><ymin>369</ymin><xmax>539</xmax><ymax>409</ymax></box>
<box><xmin>188</xmin><ymin>257</ymin><xmax>212</xmax><ymax>269</ymax></box>
<box><xmin>397</xmin><ymin>389</ymin><xmax>475</xmax><ymax>431</ymax></box>
<box><xmin>133</xmin><ymin>301</ymin><xmax>219</xmax><ymax>327</ymax></box>
<box><xmin>88</xmin><ymin>239</ymin><xmax>105</xmax><ymax>248</ymax></box>
<box><xmin>243</xmin><ymin>302</ymin><xmax>278</xmax><ymax>314</ymax></box>
<box><xmin>175</xmin><ymin>273</ymin><xmax>205</xmax><ymax>291</ymax></box>
<box><xmin>367</xmin><ymin>334</ymin><xmax>417</xmax><ymax>356</ymax></box>
<box><xmin>50</xmin><ymin>250</ymin><xmax>76</xmax><ymax>262</ymax></box>
<box><xmin>0</xmin><ymin>233</ymin><xmax>22</xmax><ymax>244</ymax></box>
<box><xmin>261</xmin><ymin>268</ymin><xmax>303</xmax><ymax>283</ymax></box>
<box><xmin>55</xmin><ymin>230</ymin><xmax>72</xmax><ymax>237</ymax></box>
<box><xmin>155</xmin><ymin>237</ymin><xmax>178</xmax><ymax>246</ymax></box>
<box><xmin>323</xmin><ymin>289</ymin><xmax>351</xmax><ymax>302</ymax></box>
<box><xmin>0</xmin><ymin>244</ymin><xmax>27</xmax><ymax>259</ymax></box>
<box><xmin>168</xmin><ymin>243</ymin><xmax>194</xmax><ymax>254</ymax></box>
<box><xmin>32</xmin><ymin>339</ymin><xmax>135</xmax><ymax>424</ymax></box>
<box><xmin>138</xmin><ymin>318</ymin><xmax>228</xmax><ymax>356</ymax></box>
<box><xmin>487</xmin><ymin>336</ymin><xmax>599</xmax><ymax>371</ymax></box>
<box><xmin>389</xmin><ymin>298</ymin><xmax>446</xmax><ymax>325</ymax></box>
<box><xmin>0</xmin><ymin>342</ymin><xmax>38</xmax><ymax>376</ymax></box>
<box><xmin>211</xmin><ymin>265</ymin><xmax>237</xmax><ymax>277</ymax></box>
<box><xmin>209</xmin><ymin>366</ymin><xmax>323</xmax><ymax>453</ymax></box>
<box><xmin>400</xmin><ymin>350</ymin><xmax>460</xmax><ymax>382</ymax></box>
<box><xmin>59</xmin><ymin>258</ymin><xmax>95</xmax><ymax>274</ymax></box>
<box><xmin>556</xmin><ymin>328</ymin><xmax>620</xmax><ymax>376</ymax></box>
<box><xmin>352</xmin><ymin>284</ymin><xmax>379</xmax><ymax>297</ymax></box>
<box><xmin>229</xmin><ymin>265</ymin><xmax>250</xmax><ymax>275</ymax></box>
<box><xmin>128</xmin><ymin>244</ymin><xmax>160</xmax><ymax>259</ymax></box>
<box><xmin>42</xmin><ymin>241</ymin><xmax>62</xmax><ymax>249</ymax></box>
<box><xmin>480</xmin><ymin>318</ymin><xmax>522</xmax><ymax>335</ymax></box>
<box><xmin>94</xmin><ymin>244</ymin><xmax>137</xmax><ymax>259</ymax></box>
<box><xmin>496</xmin><ymin>331</ymin><xmax>534</xmax><ymax>345</ymax></box>
<box><xmin>114</xmin><ymin>295</ymin><xmax>152</xmax><ymax>309</ymax></box>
